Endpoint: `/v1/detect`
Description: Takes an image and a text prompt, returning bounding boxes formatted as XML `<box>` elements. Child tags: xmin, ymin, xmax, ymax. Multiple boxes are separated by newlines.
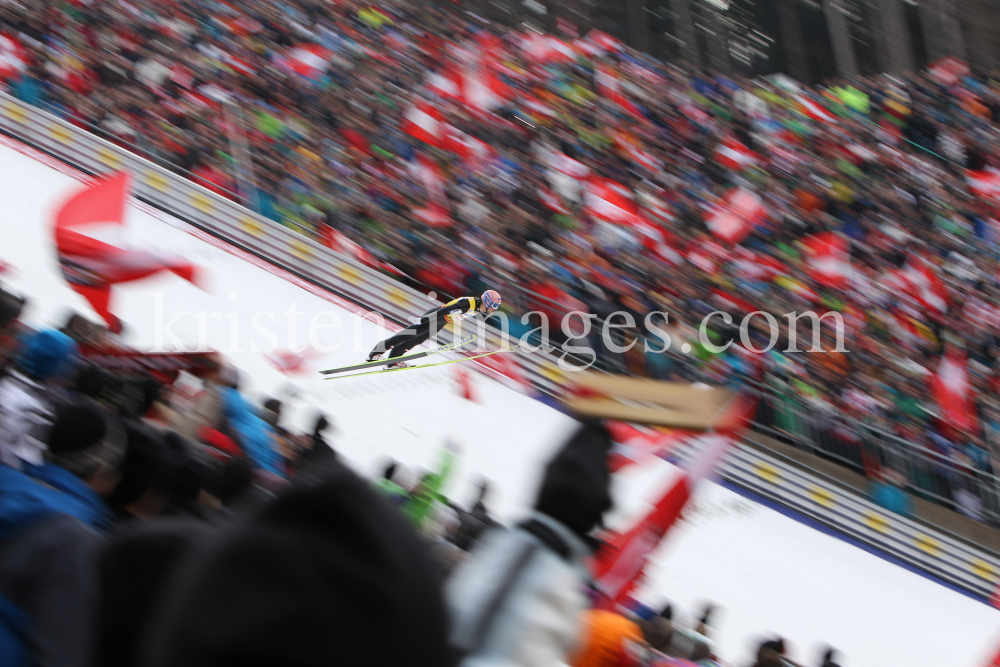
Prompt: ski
<box><xmin>318</xmin><ymin>334</ymin><xmax>477</xmax><ymax>375</ymax></box>
<box><xmin>324</xmin><ymin>344</ymin><xmax>518</xmax><ymax>380</ymax></box>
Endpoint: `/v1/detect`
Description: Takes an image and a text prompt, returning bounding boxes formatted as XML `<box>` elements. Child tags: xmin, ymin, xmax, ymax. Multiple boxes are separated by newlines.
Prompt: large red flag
<box><xmin>591</xmin><ymin>396</ymin><xmax>757</xmax><ymax>606</ymax></box>
<box><xmin>55</xmin><ymin>173</ymin><xmax>198</xmax><ymax>333</ymax></box>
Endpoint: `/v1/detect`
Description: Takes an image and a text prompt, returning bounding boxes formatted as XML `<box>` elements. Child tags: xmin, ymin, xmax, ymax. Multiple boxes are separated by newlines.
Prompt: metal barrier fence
<box><xmin>2</xmin><ymin>90</ymin><xmax>1000</xmax><ymax>596</ymax></box>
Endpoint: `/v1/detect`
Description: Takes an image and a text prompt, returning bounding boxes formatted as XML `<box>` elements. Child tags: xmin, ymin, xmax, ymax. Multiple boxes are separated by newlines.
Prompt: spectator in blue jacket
<box><xmin>217</xmin><ymin>365</ymin><xmax>285</xmax><ymax>480</ymax></box>
<box><xmin>0</xmin><ymin>399</ymin><xmax>127</xmax><ymax>667</ymax></box>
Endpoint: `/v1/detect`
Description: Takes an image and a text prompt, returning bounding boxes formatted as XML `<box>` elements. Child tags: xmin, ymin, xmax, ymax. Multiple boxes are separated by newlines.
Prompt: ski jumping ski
<box><xmin>318</xmin><ymin>334</ymin><xmax>477</xmax><ymax>375</ymax></box>
<box><xmin>323</xmin><ymin>344</ymin><xmax>519</xmax><ymax>380</ymax></box>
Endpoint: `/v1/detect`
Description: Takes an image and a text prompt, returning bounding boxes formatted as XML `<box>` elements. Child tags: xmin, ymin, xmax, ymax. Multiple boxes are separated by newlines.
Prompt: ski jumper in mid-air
<box><xmin>368</xmin><ymin>290</ymin><xmax>502</xmax><ymax>369</ymax></box>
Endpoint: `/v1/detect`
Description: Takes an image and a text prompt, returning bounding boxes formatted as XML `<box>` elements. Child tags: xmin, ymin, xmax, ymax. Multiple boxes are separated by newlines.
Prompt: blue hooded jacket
<box><xmin>0</xmin><ymin>463</ymin><xmax>109</xmax><ymax>541</ymax></box>
<box><xmin>220</xmin><ymin>387</ymin><xmax>284</xmax><ymax>478</ymax></box>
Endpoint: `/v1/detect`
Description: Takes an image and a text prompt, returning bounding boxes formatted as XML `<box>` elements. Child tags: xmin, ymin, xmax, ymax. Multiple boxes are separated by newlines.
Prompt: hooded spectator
<box><xmin>0</xmin><ymin>399</ymin><xmax>126</xmax><ymax>667</ymax></box>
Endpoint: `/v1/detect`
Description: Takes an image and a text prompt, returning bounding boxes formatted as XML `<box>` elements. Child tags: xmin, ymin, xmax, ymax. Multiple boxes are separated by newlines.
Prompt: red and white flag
<box><xmin>796</xmin><ymin>95</ymin><xmax>837</xmax><ymax>123</ymax></box>
<box><xmin>585</xmin><ymin>178</ymin><xmax>639</xmax><ymax>225</ymax></box>
<box><xmin>520</xmin><ymin>33</ymin><xmax>577</xmax><ymax>64</ymax></box>
<box><xmin>967</xmin><ymin>168</ymin><xmax>1000</xmax><ymax>203</ymax></box>
<box><xmin>929</xmin><ymin>56</ymin><xmax>969</xmax><ymax>86</ymax></box>
<box><xmin>801</xmin><ymin>232</ymin><xmax>850</xmax><ymax>288</ymax></box>
<box><xmin>264</xmin><ymin>348</ymin><xmax>325</xmax><ymax>375</ymax></box>
<box><xmin>0</xmin><ymin>33</ymin><xmax>27</xmax><ymax>80</ymax></box>
<box><xmin>586</xmin><ymin>30</ymin><xmax>624</xmax><ymax>54</ymax></box>
<box><xmin>411</xmin><ymin>153</ymin><xmax>452</xmax><ymax>227</ymax></box>
<box><xmin>706</xmin><ymin>187</ymin><xmax>764</xmax><ymax>244</ymax></box>
<box><xmin>591</xmin><ymin>397</ymin><xmax>756</xmax><ymax>606</ymax></box>
<box><xmin>902</xmin><ymin>256</ymin><xmax>949</xmax><ymax>315</ymax></box>
<box><xmin>538</xmin><ymin>185</ymin><xmax>571</xmax><ymax>216</ymax></box>
<box><xmin>426</xmin><ymin>68</ymin><xmax>463</xmax><ymax>100</ymax></box>
<box><xmin>605</xmin><ymin>422</ymin><xmax>692</xmax><ymax>473</ymax></box>
<box><xmin>54</xmin><ymin>173</ymin><xmax>199</xmax><ymax>334</ymax></box>
<box><xmin>716</xmin><ymin>137</ymin><xmax>759</xmax><ymax>171</ymax></box>
<box><xmin>549</xmin><ymin>152</ymin><xmax>591</xmax><ymax>180</ymax></box>
<box><xmin>401</xmin><ymin>100</ymin><xmax>445</xmax><ymax>147</ymax></box>
<box><xmin>633</xmin><ymin>218</ymin><xmax>681</xmax><ymax>265</ymax></box>
<box><xmin>623</xmin><ymin>144</ymin><xmax>662</xmax><ymax>172</ymax></box>
<box><xmin>279</xmin><ymin>44</ymin><xmax>332</xmax><ymax>80</ymax></box>
<box><xmin>595</xmin><ymin>63</ymin><xmax>644</xmax><ymax>119</ymax></box>
<box><xmin>932</xmin><ymin>345</ymin><xmax>978</xmax><ymax>434</ymax></box>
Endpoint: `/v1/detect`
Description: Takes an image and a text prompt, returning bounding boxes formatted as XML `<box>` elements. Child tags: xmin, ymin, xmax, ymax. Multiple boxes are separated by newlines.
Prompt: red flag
<box><xmin>902</xmin><ymin>256</ymin><xmax>949</xmax><ymax>315</ymax></box>
<box><xmin>454</xmin><ymin>365</ymin><xmax>480</xmax><ymax>403</ymax></box>
<box><xmin>801</xmin><ymin>232</ymin><xmax>850</xmax><ymax>288</ymax></box>
<box><xmin>401</xmin><ymin>100</ymin><xmax>445</xmax><ymax>147</ymax></box>
<box><xmin>520</xmin><ymin>33</ymin><xmax>576</xmax><ymax>64</ymax></box>
<box><xmin>55</xmin><ymin>173</ymin><xmax>199</xmax><ymax>333</ymax></box>
<box><xmin>585</xmin><ymin>178</ymin><xmax>639</xmax><ymax>225</ymax></box>
<box><xmin>932</xmin><ymin>346</ymin><xmax>978</xmax><ymax>435</ymax></box>
<box><xmin>928</xmin><ymin>56</ymin><xmax>969</xmax><ymax>86</ymax></box>
<box><xmin>591</xmin><ymin>396</ymin><xmax>756</xmax><ymax>606</ymax></box>
<box><xmin>426</xmin><ymin>68</ymin><xmax>463</xmax><ymax>101</ymax></box>
<box><xmin>795</xmin><ymin>95</ymin><xmax>837</xmax><ymax>123</ymax></box>
<box><xmin>0</xmin><ymin>33</ymin><xmax>27</xmax><ymax>80</ymax></box>
<box><xmin>715</xmin><ymin>137</ymin><xmax>759</xmax><ymax>171</ymax></box>
<box><xmin>586</xmin><ymin>30</ymin><xmax>624</xmax><ymax>54</ymax></box>
<box><xmin>967</xmin><ymin>168</ymin><xmax>1000</xmax><ymax>203</ymax></box>
<box><xmin>605</xmin><ymin>422</ymin><xmax>692</xmax><ymax>473</ymax></box>
<box><xmin>279</xmin><ymin>44</ymin><xmax>332</xmax><ymax>80</ymax></box>
<box><xmin>263</xmin><ymin>348</ymin><xmax>326</xmax><ymax>375</ymax></box>
<box><xmin>706</xmin><ymin>187</ymin><xmax>763</xmax><ymax>244</ymax></box>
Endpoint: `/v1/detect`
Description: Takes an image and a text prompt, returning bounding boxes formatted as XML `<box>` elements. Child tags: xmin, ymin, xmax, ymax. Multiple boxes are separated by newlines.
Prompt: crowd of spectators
<box><xmin>3</xmin><ymin>0</ymin><xmax>1000</xmax><ymax>523</ymax></box>
<box><xmin>0</xmin><ymin>284</ymin><xmax>849</xmax><ymax>667</ymax></box>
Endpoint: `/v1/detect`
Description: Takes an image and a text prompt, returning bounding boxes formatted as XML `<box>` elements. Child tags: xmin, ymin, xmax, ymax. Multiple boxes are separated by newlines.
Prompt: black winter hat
<box><xmin>107</xmin><ymin>419</ymin><xmax>168</xmax><ymax>508</ymax></box>
<box><xmin>534</xmin><ymin>420</ymin><xmax>614</xmax><ymax>538</ymax></box>
<box><xmin>0</xmin><ymin>286</ymin><xmax>24</xmax><ymax>328</ymax></box>
<box><xmin>141</xmin><ymin>460</ymin><xmax>452</xmax><ymax>667</ymax></box>
<box><xmin>46</xmin><ymin>399</ymin><xmax>127</xmax><ymax>477</ymax></box>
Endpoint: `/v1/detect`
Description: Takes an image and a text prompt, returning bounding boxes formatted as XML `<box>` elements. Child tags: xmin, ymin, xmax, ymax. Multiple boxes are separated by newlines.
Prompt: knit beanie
<box><xmin>46</xmin><ymin>399</ymin><xmax>127</xmax><ymax>477</ymax></box>
<box><xmin>17</xmin><ymin>328</ymin><xmax>77</xmax><ymax>379</ymax></box>
<box><xmin>141</xmin><ymin>460</ymin><xmax>452</xmax><ymax>667</ymax></box>
<box><xmin>0</xmin><ymin>286</ymin><xmax>24</xmax><ymax>328</ymax></box>
<box><xmin>107</xmin><ymin>419</ymin><xmax>168</xmax><ymax>508</ymax></box>
<box><xmin>534</xmin><ymin>421</ymin><xmax>614</xmax><ymax>538</ymax></box>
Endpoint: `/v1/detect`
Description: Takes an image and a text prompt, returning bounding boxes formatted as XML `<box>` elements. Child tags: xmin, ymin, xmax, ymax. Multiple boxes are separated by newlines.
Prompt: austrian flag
<box><xmin>801</xmin><ymin>232</ymin><xmax>850</xmax><ymax>288</ymax></box>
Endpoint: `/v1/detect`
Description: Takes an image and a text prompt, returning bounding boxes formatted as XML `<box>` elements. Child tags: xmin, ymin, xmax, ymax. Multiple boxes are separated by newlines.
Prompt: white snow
<box><xmin>0</xmin><ymin>141</ymin><xmax>997</xmax><ymax>666</ymax></box>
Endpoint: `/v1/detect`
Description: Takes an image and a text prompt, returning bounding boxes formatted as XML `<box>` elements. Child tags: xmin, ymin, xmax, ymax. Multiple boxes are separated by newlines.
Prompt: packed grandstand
<box><xmin>0</xmin><ymin>0</ymin><xmax>999</xmax><ymax>665</ymax></box>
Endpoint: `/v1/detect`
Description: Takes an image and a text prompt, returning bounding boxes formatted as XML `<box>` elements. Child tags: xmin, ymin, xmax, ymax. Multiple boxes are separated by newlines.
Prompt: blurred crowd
<box><xmin>3</xmin><ymin>0</ymin><xmax>1000</xmax><ymax>522</ymax></box>
<box><xmin>0</xmin><ymin>288</ymin><xmax>843</xmax><ymax>667</ymax></box>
